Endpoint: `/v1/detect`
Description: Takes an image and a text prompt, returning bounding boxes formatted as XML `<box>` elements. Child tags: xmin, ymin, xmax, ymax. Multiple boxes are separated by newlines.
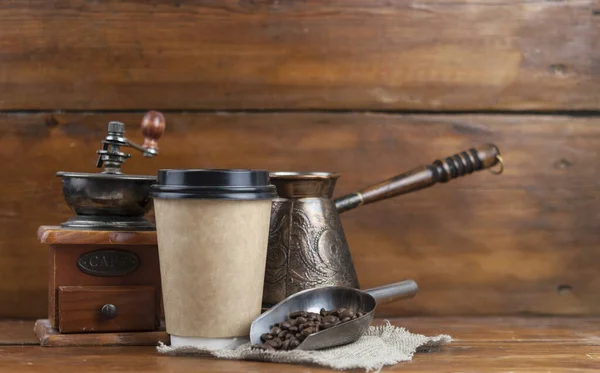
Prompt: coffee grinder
<box><xmin>34</xmin><ymin>111</ymin><xmax>169</xmax><ymax>346</ymax></box>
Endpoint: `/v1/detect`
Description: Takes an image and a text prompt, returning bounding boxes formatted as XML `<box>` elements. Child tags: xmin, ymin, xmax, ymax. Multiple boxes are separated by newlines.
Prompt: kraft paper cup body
<box><xmin>150</xmin><ymin>169</ymin><xmax>277</xmax><ymax>342</ymax></box>
<box><xmin>154</xmin><ymin>199</ymin><xmax>272</xmax><ymax>338</ymax></box>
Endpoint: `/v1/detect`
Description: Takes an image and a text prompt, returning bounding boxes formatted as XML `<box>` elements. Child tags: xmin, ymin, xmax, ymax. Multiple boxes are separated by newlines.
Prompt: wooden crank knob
<box><xmin>141</xmin><ymin>110</ymin><xmax>166</xmax><ymax>152</ymax></box>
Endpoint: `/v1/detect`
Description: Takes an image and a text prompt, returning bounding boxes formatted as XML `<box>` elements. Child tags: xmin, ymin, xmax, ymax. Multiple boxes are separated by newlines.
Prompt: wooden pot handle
<box><xmin>334</xmin><ymin>144</ymin><xmax>503</xmax><ymax>213</ymax></box>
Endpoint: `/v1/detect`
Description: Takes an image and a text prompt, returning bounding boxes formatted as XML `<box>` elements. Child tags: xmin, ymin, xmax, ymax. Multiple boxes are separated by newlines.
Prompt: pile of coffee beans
<box><xmin>252</xmin><ymin>308</ymin><xmax>366</xmax><ymax>351</ymax></box>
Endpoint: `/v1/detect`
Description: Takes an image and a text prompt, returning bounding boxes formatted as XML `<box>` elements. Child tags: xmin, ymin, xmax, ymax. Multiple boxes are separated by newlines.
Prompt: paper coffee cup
<box><xmin>150</xmin><ymin>169</ymin><xmax>277</xmax><ymax>344</ymax></box>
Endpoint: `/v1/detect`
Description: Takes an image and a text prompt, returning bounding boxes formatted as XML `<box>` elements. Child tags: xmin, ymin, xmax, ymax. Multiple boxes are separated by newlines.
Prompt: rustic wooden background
<box><xmin>1</xmin><ymin>0</ymin><xmax>599</xmax><ymax>319</ymax></box>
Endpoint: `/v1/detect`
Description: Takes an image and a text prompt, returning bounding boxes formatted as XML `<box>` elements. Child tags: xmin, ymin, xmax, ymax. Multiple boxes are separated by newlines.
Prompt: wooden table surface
<box><xmin>1</xmin><ymin>317</ymin><xmax>599</xmax><ymax>372</ymax></box>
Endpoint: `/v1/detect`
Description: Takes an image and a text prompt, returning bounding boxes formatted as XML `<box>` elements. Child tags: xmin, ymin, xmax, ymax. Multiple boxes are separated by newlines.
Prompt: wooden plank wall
<box><xmin>0</xmin><ymin>0</ymin><xmax>599</xmax><ymax>319</ymax></box>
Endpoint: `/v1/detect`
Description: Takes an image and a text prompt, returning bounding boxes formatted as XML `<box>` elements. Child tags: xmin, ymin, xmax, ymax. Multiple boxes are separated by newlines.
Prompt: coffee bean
<box><xmin>324</xmin><ymin>315</ymin><xmax>338</xmax><ymax>323</ymax></box>
<box><xmin>289</xmin><ymin>311</ymin><xmax>304</xmax><ymax>319</ymax></box>
<box><xmin>301</xmin><ymin>327</ymin><xmax>315</xmax><ymax>337</ymax></box>
<box><xmin>339</xmin><ymin>309</ymin><xmax>354</xmax><ymax>319</ymax></box>
<box><xmin>332</xmin><ymin>308</ymin><xmax>346</xmax><ymax>317</ymax></box>
<box><xmin>266</xmin><ymin>338</ymin><xmax>281</xmax><ymax>348</ymax></box>
<box><xmin>261</xmin><ymin>333</ymin><xmax>273</xmax><ymax>341</ymax></box>
<box><xmin>252</xmin><ymin>307</ymin><xmax>368</xmax><ymax>351</ymax></box>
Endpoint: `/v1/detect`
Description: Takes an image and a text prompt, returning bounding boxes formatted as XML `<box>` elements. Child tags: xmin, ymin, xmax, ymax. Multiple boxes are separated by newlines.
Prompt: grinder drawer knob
<box><xmin>101</xmin><ymin>304</ymin><xmax>118</xmax><ymax>320</ymax></box>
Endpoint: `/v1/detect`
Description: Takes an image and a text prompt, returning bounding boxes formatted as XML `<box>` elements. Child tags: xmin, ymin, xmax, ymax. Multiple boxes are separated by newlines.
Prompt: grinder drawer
<box><xmin>57</xmin><ymin>286</ymin><xmax>156</xmax><ymax>333</ymax></box>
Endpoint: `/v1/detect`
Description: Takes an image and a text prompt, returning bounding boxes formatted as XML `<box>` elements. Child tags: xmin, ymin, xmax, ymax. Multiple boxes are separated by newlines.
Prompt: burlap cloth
<box><xmin>157</xmin><ymin>321</ymin><xmax>452</xmax><ymax>372</ymax></box>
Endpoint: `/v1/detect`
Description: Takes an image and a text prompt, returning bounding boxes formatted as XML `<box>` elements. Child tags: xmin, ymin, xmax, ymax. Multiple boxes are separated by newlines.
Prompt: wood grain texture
<box><xmin>57</xmin><ymin>286</ymin><xmax>156</xmax><ymax>333</ymax></box>
<box><xmin>4</xmin><ymin>344</ymin><xmax>600</xmax><ymax>372</ymax></box>
<box><xmin>48</xmin><ymin>244</ymin><xmax>162</xmax><ymax>327</ymax></box>
<box><xmin>0</xmin><ymin>320</ymin><xmax>39</xmax><ymax>345</ymax></box>
<box><xmin>34</xmin><ymin>319</ymin><xmax>169</xmax><ymax>347</ymax></box>
<box><xmin>5</xmin><ymin>318</ymin><xmax>600</xmax><ymax>372</ymax></box>
<box><xmin>38</xmin><ymin>226</ymin><xmax>158</xmax><ymax>245</ymax></box>
<box><xmin>0</xmin><ymin>0</ymin><xmax>598</xmax><ymax>110</ymax></box>
<box><xmin>3</xmin><ymin>112</ymin><xmax>600</xmax><ymax>319</ymax></box>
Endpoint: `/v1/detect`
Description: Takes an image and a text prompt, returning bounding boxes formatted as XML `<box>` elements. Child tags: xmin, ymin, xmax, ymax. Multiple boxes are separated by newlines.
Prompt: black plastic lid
<box><xmin>149</xmin><ymin>169</ymin><xmax>277</xmax><ymax>200</ymax></box>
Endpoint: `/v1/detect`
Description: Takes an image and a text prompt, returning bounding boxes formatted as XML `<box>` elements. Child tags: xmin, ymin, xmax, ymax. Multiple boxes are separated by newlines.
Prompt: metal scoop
<box><xmin>250</xmin><ymin>280</ymin><xmax>418</xmax><ymax>350</ymax></box>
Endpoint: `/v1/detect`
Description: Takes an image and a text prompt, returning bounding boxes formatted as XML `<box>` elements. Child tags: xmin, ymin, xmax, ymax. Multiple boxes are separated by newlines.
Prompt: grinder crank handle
<box><xmin>334</xmin><ymin>144</ymin><xmax>503</xmax><ymax>214</ymax></box>
<box><xmin>364</xmin><ymin>279</ymin><xmax>419</xmax><ymax>305</ymax></box>
<box><xmin>126</xmin><ymin>110</ymin><xmax>166</xmax><ymax>157</ymax></box>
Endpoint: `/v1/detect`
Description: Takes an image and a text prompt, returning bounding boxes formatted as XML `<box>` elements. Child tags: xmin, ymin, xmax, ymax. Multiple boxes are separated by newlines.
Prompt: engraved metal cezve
<box><xmin>77</xmin><ymin>249</ymin><xmax>140</xmax><ymax>276</ymax></box>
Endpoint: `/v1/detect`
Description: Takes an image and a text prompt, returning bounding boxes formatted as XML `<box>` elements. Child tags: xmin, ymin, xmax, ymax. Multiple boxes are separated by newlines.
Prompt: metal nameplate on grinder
<box><xmin>77</xmin><ymin>249</ymin><xmax>140</xmax><ymax>277</ymax></box>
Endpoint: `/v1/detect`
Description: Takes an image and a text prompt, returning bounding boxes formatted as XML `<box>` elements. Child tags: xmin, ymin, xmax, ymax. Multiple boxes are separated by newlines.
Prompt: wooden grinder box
<box><xmin>35</xmin><ymin>226</ymin><xmax>169</xmax><ymax>346</ymax></box>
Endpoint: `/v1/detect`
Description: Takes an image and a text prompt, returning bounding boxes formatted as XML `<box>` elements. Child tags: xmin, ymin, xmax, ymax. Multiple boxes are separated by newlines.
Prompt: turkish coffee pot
<box><xmin>56</xmin><ymin>111</ymin><xmax>166</xmax><ymax>230</ymax></box>
<box><xmin>262</xmin><ymin>144</ymin><xmax>503</xmax><ymax>305</ymax></box>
